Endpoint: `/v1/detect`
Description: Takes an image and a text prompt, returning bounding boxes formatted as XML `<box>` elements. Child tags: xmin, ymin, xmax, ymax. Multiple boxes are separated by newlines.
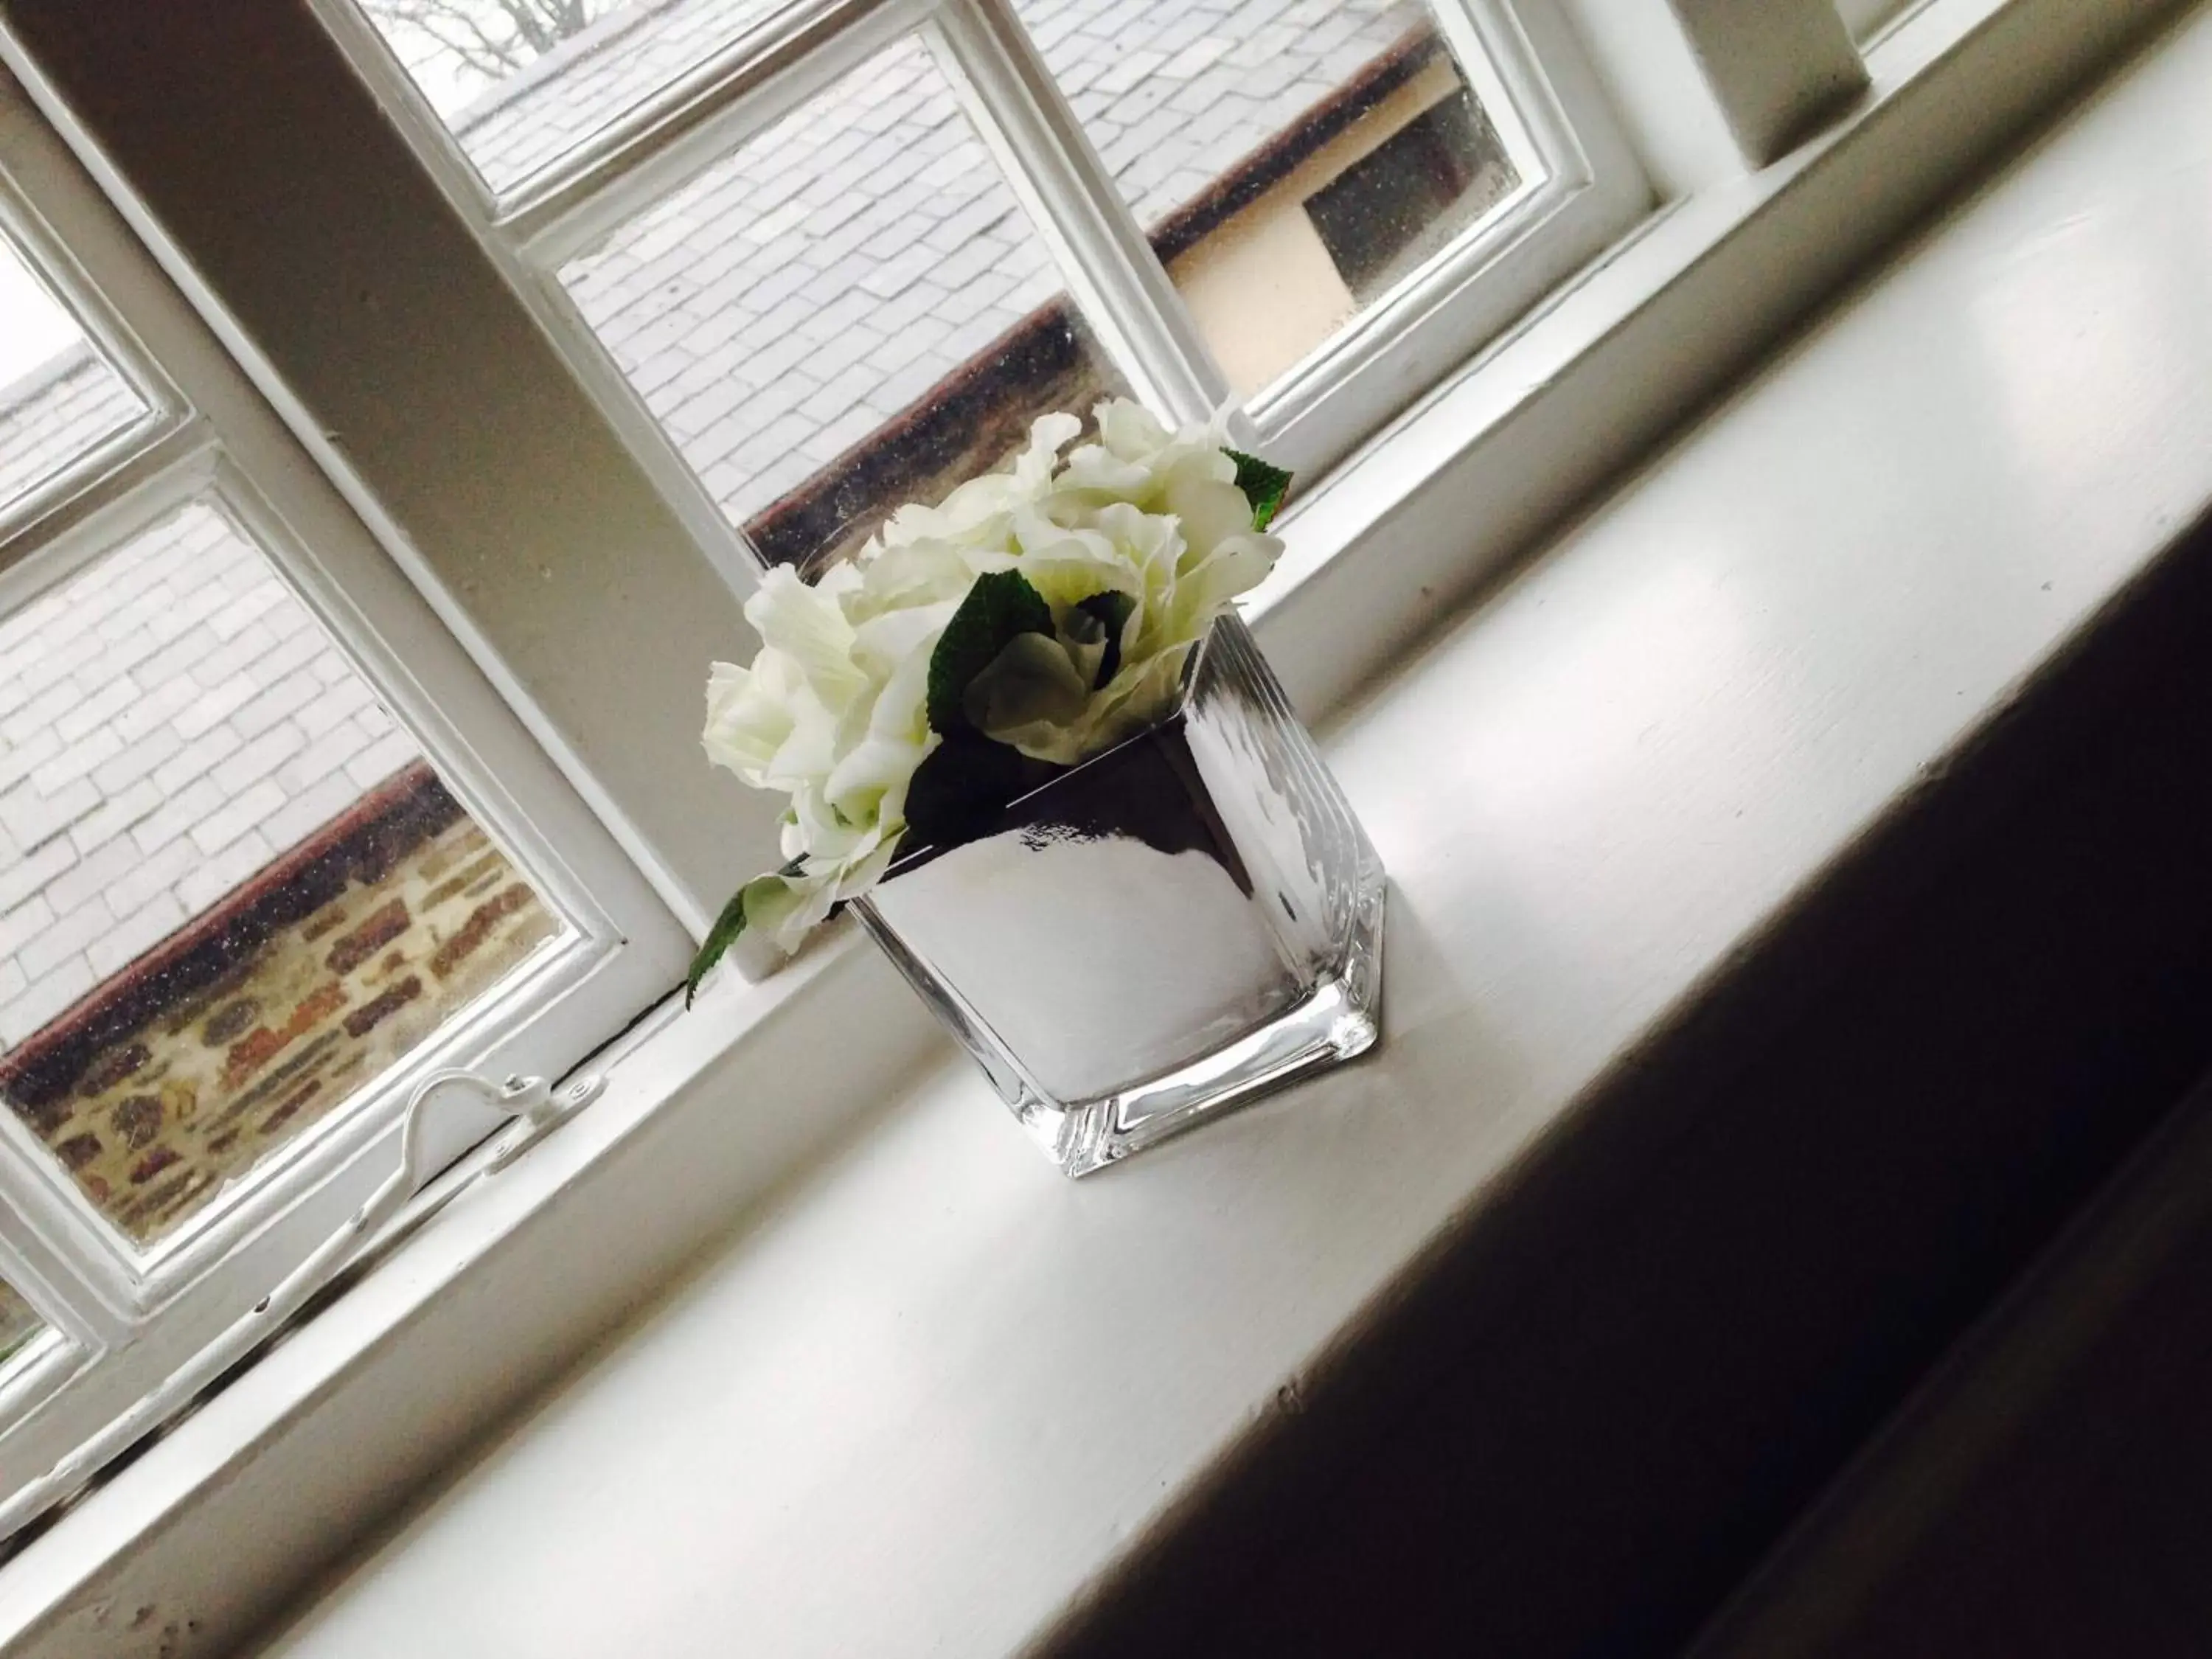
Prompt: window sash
<box><xmin>0</xmin><ymin>166</ymin><xmax>180</xmax><ymax>557</ymax></box>
<box><xmin>0</xmin><ymin>60</ymin><xmax>689</xmax><ymax>1523</ymax></box>
<box><xmin>1835</xmin><ymin>0</ymin><xmax>1919</xmax><ymax>45</ymax></box>
<box><xmin>308</xmin><ymin>0</ymin><xmax>1654</xmax><ymax>563</ymax></box>
<box><xmin>0</xmin><ymin>0</ymin><xmax>1882</xmax><ymax>939</ymax></box>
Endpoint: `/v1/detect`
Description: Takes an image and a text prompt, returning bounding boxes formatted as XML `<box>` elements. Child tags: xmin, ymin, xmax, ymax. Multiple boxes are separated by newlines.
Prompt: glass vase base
<box><xmin>1029</xmin><ymin>896</ymin><xmax>1383</xmax><ymax>1177</ymax></box>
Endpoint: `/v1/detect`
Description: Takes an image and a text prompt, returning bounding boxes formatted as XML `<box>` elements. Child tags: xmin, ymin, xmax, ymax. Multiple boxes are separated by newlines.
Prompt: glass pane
<box><xmin>0</xmin><ymin>498</ymin><xmax>564</xmax><ymax>1247</ymax></box>
<box><xmin>0</xmin><ymin>1274</ymin><xmax>44</xmax><ymax>1371</ymax></box>
<box><xmin>0</xmin><ymin>232</ymin><xmax>148</xmax><ymax>516</ymax></box>
<box><xmin>355</xmin><ymin>0</ymin><xmax>787</xmax><ymax>195</ymax></box>
<box><xmin>560</xmin><ymin>36</ymin><xmax>1130</xmax><ymax>572</ymax></box>
<box><xmin>1018</xmin><ymin>0</ymin><xmax>1523</xmax><ymax>397</ymax></box>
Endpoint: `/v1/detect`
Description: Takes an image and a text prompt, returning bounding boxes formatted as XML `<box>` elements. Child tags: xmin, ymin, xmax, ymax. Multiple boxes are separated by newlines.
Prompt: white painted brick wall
<box><xmin>175</xmin><ymin>832</ymin><xmax>276</xmax><ymax>915</ymax></box>
<box><xmin>5</xmin><ymin>957</ymin><xmax>96</xmax><ymax>1042</ymax></box>
<box><xmin>189</xmin><ymin>779</ymin><xmax>288</xmax><ymax>858</ymax></box>
<box><xmin>0</xmin><ymin>497</ymin><xmax>425</xmax><ymax>1048</ymax></box>
<box><xmin>88</xmin><ymin>892</ymin><xmax>188</xmax><ymax>981</ymax></box>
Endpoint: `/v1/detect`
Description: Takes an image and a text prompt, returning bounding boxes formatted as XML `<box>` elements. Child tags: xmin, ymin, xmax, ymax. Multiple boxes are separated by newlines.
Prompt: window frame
<box><xmin>0</xmin><ymin>0</ymin><xmax>1654</xmax><ymax>1538</ymax></box>
<box><xmin>304</xmin><ymin>0</ymin><xmax>1652</xmax><ymax>570</ymax></box>
<box><xmin>1838</xmin><ymin>0</ymin><xmax>1921</xmax><ymax>42</ymax></box>
<box><xmin>0</xmin><ymin>58</ymin><xmax>692</xmax><ymax>1528</ymax></box>
<box><xmin>0</xmin><ymin>164</ymin><xmax>180</xmax><ymax>557</ymax></box>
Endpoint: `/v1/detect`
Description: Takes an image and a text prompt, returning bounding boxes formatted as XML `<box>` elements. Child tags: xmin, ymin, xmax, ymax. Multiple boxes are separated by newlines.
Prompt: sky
<box><xmin>0</xmin><ymin>237</ymin><xmax>85</xmax><ymax>390</ymax></box>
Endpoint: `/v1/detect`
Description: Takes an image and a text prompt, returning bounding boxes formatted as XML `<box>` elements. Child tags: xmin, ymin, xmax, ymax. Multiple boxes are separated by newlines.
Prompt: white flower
<box><xmin>699</xmin><ymin>397</ymin><xmax>1284</xmax><ymax>966</ymax></box>
<box><xmin>874</xmin><ymin>411</ymin><xmax>1080</xmax><ymax>555</ymax></box>
<box><xmin>701</xmin><ymin>564</ymin><xmax>947</xmax><ymax>951</ymax></box>
<box><xmin>963</xmin><ymin>424</ymin><xmax>1283</xmax><ymax>765</ymax></box>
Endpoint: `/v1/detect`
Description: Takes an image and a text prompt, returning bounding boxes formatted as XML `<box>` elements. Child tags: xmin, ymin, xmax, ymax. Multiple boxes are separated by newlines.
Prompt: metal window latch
<box><xmin>0</xmin><ymin>1066</ymin><xmax>605</xmax><ymax>1545</ymax></box>
<box><xmin>330</xmin><ymin>1068</ymin><xmax>607</xmax><ymax>1259</ymax></box>
<box><xmin>286</xmin><ymin>1066</ymin><xmax>608</xmax><ymax>1308</ymax></box>
<box><xmin>425</xmin><ymin>1068</ymin><xmax>608</xmax><ymax>1175</ymax></box>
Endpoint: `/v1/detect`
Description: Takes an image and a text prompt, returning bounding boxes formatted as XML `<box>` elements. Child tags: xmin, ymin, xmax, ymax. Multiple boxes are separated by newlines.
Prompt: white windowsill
<box><xmin>5</xmin><ymin>1</ymin><xmax>2209</xmax><ymax>1652</ymax></box>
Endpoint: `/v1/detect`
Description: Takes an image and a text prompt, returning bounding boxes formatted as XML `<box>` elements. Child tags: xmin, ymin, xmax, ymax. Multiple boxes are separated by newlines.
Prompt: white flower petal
<box><xmin>965</xmin><ymin>630</ymin><xmax>1093</xmax><ymax>743</ymax></box>
<box><xmin>1165</xmin><ymin>474</ymin><xmax>1259</xmax><ymax>562</ymax></box>
<box><xmin>852</xmin><ymin>599</ymin><xmax>956</xmax><ymax>681</ymax></box>
<box><xmin>1012</xmin><ymin>411</ymin><xmax>1082</xmax><ymax>494</ymax></box>
<box><xmin>744</xmin><ymin>566</ymin><xmax>867</xmax><ymax>709</ymax></box>
<box><xmin>763</xmin><ymin>690</ymin><xmax>844</xmax><ymax>791</ymax></box>
<box><xmin>700</xmin><ymin>658</ymin><xmax>790</xmax><ymax>785</ymax></box>
<box><xmin>1095</xmin><ymin>397</ymin><xmax>1172</xmax><ymax>462</ymax></box>
<box><xmin>1057</xmin><ymin>445</ymin><xmax>1155</xmax><ymax>501</ymax></box>
<box><xmin>1172</xmin><ymin>533</ymin><xmax>1279</xmax><ymax>632</ymax></box>
<box><xmin>825</xmin><ymin>728</ymin><xmax>936</xmax><ymax>827</ymax></box>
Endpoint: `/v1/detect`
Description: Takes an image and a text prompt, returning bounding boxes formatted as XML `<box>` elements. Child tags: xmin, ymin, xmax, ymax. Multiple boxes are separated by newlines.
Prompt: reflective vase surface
<box><xmin>852</xmin><ymin>613</ymin><xmax>1385</xmax><ymax>1176</ymax></box>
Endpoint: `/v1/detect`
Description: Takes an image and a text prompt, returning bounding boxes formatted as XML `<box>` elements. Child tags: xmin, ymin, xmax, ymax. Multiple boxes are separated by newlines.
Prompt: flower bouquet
<box><xmin>694</xmin><ymin>400</ymin><xmax>1383</xmax><ymax>1175</ymax></box>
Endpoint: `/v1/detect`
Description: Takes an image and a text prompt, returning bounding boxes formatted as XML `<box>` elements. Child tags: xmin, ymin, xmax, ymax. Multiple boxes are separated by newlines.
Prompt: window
<box><xmin>0</xmin><ymin>492</ymin><xmax>561</xmax><ymax>1246</ymax></box>
<box><xmin>362</xmin><ymin>0</ymin><xmax>793</xmax><ymax>194</ymax></box>
<box><xmin>0</xmin><ymin>69</ymin><xmax>684</xmax><ymax>1529</ymax></box>
<box><xmin>1304</xmin><ymin>85</ymin><xmax>1508</xmax><ymax>303</ymax></box>
<box><xmin>554</xmin><ymin>33</ymin><xmax>1134</xmax><ymax>573</ymax></box>
<box><xmin>1836</xmin><ymin>0</ymin><xmax>1917</xmax><ymax>41</ymax></box>
<box><xmin>327</xmin><ymin>0</ymin><xmax>1644</xmax><ymax>560</ymax></box>
<box><xmin>1009</xmin><ymin>1</ymin><xmax>1528</xmax><ymax>397</ymax></box>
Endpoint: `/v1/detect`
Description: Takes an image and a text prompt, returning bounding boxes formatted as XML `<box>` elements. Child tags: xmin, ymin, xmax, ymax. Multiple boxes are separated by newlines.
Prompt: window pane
<box><xmin>0</xmin><ymin>232</ymin><xmax>147</xmax><ymax>516</ymax></box>
<box><xmin>0</xmin><ymin>498</ymin><xmax>564</xmax><ymax>1247</ymax></box>
<box><xmin>1018</xmin><ymin>0</ymin><xmax>1523</xmax><ymax>397</ymax></box>
<box><xmin>0</xmin><ymin>1274</ymin><xmax>44</xmax><ymax>1371</ymax></box>
<box><xmin>560</xmin><ymin>36</ymin><xmax>1130</xmax><ymax>572</ymax></box>
<box><xmin>354</xmin><ymin>0</ymin><xmax>787</xmax><ymax>195</ymax></box>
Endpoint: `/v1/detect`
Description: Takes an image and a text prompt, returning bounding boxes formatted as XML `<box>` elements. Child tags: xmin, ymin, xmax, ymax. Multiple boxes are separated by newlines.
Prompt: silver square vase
<box><xmin>852</xmin><ymin>613</ymin><xmax>1385</xmax><ymax>1176</ymax></box>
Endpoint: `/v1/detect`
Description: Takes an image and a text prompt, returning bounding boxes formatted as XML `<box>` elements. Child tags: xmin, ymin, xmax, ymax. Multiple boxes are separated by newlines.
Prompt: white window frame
<box><xmin>303</xmin><ymin>0</ymin><xmax>1652</xmax><ymax>568</ymax></box>
<box><xmin>0</xmin><ymin>170</ymin><xmax>177</xmax><ymax>552</ymax></box>
<box><xmin>0</xmin><ymin>62</ymin><xmax>691</xmax><ymax>1528</ymax></box>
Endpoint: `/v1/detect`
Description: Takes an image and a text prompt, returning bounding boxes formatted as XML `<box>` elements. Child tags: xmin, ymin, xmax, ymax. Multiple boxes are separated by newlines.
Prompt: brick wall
<box><xmin>0</xmin><ymin>768</ymin><xmax>557</xmax><ymax>1243</ymax></box>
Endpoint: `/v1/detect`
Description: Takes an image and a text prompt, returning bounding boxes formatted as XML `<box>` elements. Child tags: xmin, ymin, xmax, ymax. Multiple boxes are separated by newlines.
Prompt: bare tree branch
<box><xmin>361</xmin><ymin>0</ymin><xmax>611</xmax><ymax>85</ymax></box>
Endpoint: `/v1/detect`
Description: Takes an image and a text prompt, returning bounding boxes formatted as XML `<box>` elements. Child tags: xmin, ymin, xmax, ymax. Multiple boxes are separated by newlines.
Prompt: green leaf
<box><xmin>928</xmin><ymin>569</ymin><xmax>1053</xmax><ymax>734</ymax></box>
<box><xmin>1224</xmin><ymin>448</ymin><xmax>1293</xmax><ymax>532</ymax></box>
<box><xmin>1074</xmin><ymin>590</ymin><xmax>1137</xmax><ymax>686</ymax></box>
<box><xmin>684</xmin><ymin>884</ymin><xmax>753</xmax><ymax>1009</ymax></box>
<box><xmin>685</xmin><ymin>858</ymin><xmax>809</xmax><ymax>1007</ymax></box>
<box><xmin>903</xmin><ymin>728</ymin><xmax>1046</xmax><ymax>852</ymax></box>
